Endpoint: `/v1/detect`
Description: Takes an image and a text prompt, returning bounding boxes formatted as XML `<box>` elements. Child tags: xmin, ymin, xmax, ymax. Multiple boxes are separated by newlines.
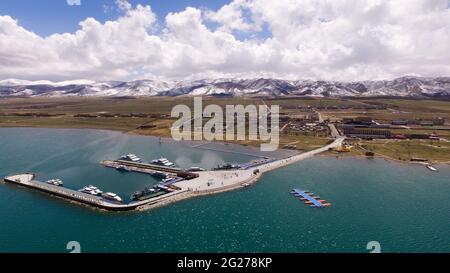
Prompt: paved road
<box><xmin>328</xmin><ymin>123</ymin><xmax>341</xmax><ymax>138</ymax></box>
<box><xmin>176</xmin><ymin>137</ymin><xmax>346</xmax><ymax>192</ymax></box>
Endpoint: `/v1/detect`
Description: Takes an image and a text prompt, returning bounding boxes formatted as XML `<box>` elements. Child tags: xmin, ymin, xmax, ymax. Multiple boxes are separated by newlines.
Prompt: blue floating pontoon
<box><xmin>290</xmin><ymin>189</ymin><xmax>324</xmax><ymax>208</ymax></box>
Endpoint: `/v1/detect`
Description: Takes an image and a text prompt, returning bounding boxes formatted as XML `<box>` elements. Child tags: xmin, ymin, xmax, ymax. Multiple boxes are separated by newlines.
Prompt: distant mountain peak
<box><xmin>1</xmin><ymin>76</ymin><xmax>449</xmax><ymax>98</ymax></box>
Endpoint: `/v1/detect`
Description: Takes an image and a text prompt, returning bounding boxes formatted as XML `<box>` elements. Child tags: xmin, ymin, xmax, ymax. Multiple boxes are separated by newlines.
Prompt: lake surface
<box><xmin>0</xmin><ymin>128</ymin><xmax>449</xmax><ymax>253</ymax></box>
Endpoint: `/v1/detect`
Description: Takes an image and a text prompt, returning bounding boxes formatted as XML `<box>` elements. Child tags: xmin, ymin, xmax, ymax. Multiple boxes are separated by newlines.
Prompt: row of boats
<box><xmin>79</xmin><ymin>185</ymin><xmax>123</xmax><ymax>203</ymax></box>
<box><xmin>120</xmin><ymin>154</ymin><xmax>176</xmax><ymax>167</ymax></box>
<box><xmin>46</xmin><ymin>178</ymin><xmax>124</xmax><ymax>203</ymax></box>
<box><xmin>131</xmin><ymin>183</ymin><xmax>180</xmax><ymax>201</ymax></box>
<box><xmin>213</xmin><ymin>163</ymin><xmax>240</xmax><ymax>170</ymax></box>
<box><xmin>119</xmin><ymin>154</ymin><xmax>205</xmax><ymax>172</ymax></box>
<box><xmin>46</xmin><ymin>153</ymin><xmax>229</xmax><ymax>204</ymax></box>
<box><xmin>115</xmin><ymin>164</ymin><xmax>205</xmax><ymax>174</ymax></box>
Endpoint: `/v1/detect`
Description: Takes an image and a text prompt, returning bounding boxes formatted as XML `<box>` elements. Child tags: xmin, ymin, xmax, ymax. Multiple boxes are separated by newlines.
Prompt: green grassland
<box><xmin>322</xmin><ymin>98</ymin><xmax>450</xmax><ymax>121</ymax></box>
<box><xmin>357</xmin><ymin>139</ymin><xmax>450</xmax><ymax>163</ymax></box>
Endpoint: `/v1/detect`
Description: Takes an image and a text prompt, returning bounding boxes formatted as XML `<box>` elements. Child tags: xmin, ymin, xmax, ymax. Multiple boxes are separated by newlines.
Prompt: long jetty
<box><xmin>3</xmin><ymin>173</ymin><xmax>187</xmax><ymax>211</ymax></box>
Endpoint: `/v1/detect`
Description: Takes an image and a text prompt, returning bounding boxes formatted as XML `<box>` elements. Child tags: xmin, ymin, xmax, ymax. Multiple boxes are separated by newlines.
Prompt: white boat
<box><xmin>115</xmin><ymin>165</ymin><xmax>130</xmax><ymax>172</ymax></box>
<box><xmin>79</xmin><ymin>188</ymin><xmax>95</xmax><ymax>195</ymax></box>
<box><xmin>120</xmin><ymin>154</ymin><xmax>142</xmax><ymax>163</ymax></box>
<box><xmin>79</xmin><ymin>185</ymin><xmax>103</xmax><ymax>195</ymax></box>
<box><xmin>46</xmin><ymin>179</ymin><xmax>64</xmax><ymax>186</ymax></box>
<box><xmin>426</xmin><ymin>165</ymin><xmax>438</xmax><ymax>172</ymax></box>
<box><xmin>92</xmin><ymin>189</ymin><xmax>103</xmax><ymax>195</ymax></box>
<box><xmin>102</xmin><ymin>192</ymin><xmax>123</xmax><ymax>203</ymax></box>
<box><xmin>157</xmin><ymin>184</ymin><xmax>169</xmax><ymax>191</ymax></box>
<box><xmin>151</xmin><ymin>158</ymin><xmax>175</xmax><ymax>167</ymax></box>
<box><xmin>187</xmin><ymin>167</ymin><xmax>205</xmax><ymax>172</ymax></box>
<box><xmin>162</xmin><ymin>177</ymin><xmax>177</xmax><ymax>184</ymax></box>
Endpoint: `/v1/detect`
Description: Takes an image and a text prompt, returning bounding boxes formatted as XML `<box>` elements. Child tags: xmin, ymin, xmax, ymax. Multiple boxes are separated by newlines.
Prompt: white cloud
<box><xmin>205</xmin><ymin>0</ymin><xmax>258</xmax><ymax>32</ymax></box>
<box><xmin>67</xmin><ymin>0</ymin><xmax>81</xmax><ymax>6</ymax></box>
<box><xmin>1</xmin><ymin>0</ymin><xmax>450</xmax><ymax>81</ymax></box>
<box><xmin>115</xmin><ymin>0</ymin><xmax>132</xmax><ymax>12</ymax></box>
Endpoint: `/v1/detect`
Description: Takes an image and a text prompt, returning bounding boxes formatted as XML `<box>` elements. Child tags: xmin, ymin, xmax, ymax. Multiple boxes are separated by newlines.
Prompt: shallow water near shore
<box><xmin>0</xmin><ymin>128</ymin><xmax>449</xmax><ymax>252</ymax></box>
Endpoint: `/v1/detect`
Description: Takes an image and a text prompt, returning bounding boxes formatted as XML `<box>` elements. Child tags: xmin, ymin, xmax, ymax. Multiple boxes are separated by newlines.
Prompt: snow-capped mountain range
<box><xmin>1</xmin><ymin>76</ymin><xmax>450</xmax><ymax>98</ymax></box>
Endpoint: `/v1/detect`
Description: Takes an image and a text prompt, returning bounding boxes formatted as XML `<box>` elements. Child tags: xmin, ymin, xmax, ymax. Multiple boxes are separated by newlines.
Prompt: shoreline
<box><xmin>2</xmin><ymin>125</ymin><xmax>450</xmax><ymax>164</ymax></box>
<box><xmin>2</xmin><ymin>126</ymin><xmax>450</xmax><ymax>164</ymax></box>
<box><xmin>317</xmin><ymin>152</ymin><xmax>450</xmax><ymax>166</ymax></box>
<box><xmin>1</xmin><ymin>127</ymin><xmax>448</xmax><ymax>213</ymax></box>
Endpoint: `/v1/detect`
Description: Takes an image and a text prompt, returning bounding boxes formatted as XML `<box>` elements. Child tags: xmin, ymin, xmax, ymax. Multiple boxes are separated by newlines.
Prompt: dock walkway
<box><xmin>3</xmin><ymin>174</ymin><xmax>187</xmax><ymax>211</ymax></box>
<box><xmin>116</xmin><ymin>160</ymin><xmax>182</xmax><ymax>173</ymax></box>
<box><xmin>291</xmin><ymin>189</ymin><xmax>324</xmax><ymax>207</ymax></box>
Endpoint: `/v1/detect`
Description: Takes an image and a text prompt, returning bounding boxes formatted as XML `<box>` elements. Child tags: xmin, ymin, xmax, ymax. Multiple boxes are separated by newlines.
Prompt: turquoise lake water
<box><xmin>0</xmin><ymin>128</ymin><xmax>449</xmax><ymax>253</ymax></box>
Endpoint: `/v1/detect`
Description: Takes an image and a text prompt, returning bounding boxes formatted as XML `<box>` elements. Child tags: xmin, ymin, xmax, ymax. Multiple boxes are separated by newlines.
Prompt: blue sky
<box><xmin>0</xmin><ymin>0</ymin><xmax>231</xmax><ymax>36</ymax></box>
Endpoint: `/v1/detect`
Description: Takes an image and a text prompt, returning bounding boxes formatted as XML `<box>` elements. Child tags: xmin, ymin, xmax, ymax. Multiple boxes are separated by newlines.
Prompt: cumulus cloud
<box><xmin>205</xmin><ymin>0</ymin><xmax>259</xmax><ymax>32</ymax></box>
<box><xmin>1</xmin><ymin>0</ymin><xmax>450</xmax><ymax>81</ymax></box>
<box><xmin>115</xmin><ymin>0</ymin><xmax>132</xmax><ymax>12</ymax></box>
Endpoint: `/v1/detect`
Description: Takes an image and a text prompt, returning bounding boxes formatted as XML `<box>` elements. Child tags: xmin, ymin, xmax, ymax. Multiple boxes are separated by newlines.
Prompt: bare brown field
<box><xmin>1</xmin><ymin>97</ymin><xmax>450</xmax><ymax>162</ymax></box>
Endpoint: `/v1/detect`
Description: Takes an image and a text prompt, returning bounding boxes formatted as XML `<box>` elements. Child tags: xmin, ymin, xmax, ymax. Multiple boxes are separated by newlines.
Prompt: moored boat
<box><xmin>151</xmin><ymin>158</ymin><xmax>175</xmax><ymax>167</ymax></box>
<box><xmin>120</xmin><ymin>154</ymin><xmax>142</xmax><ymax>163</ymax></box>
<box><xmin>115</xmin><ymin>165</ymin><xmax>130</xmax><ymax>172</ymax></box>
<box><xmin>131</xmin><ymin>187</ymin><xmax>158</xmax><ymax>201</ymax></box>
<box><xmin>187</xmin><ymin>166</ymin><xmax>205</xmax><ymax>172</ymax></box>
<box><xmin>46</xmin><ymin>179</ymin><xmax>64</xmax><ymax>186</ymax></box>
<box><xmin>102</xmin><ymin>192</ymin><xmax>123</xmax><ymax>203</ymax></box>
<box><xmin>79</xmin><ymin>185</ymin><xmax>103</xmax><ymax>196</ymax></box>
<box><xmin>151</xmin><ymin>171</ymin><xmax>167</xmax><ymax>179</ymax></box>
<box><xmin>213</xmin><ymin>163</ymin><xmax>240</xmax><ymax>170</ymax></box>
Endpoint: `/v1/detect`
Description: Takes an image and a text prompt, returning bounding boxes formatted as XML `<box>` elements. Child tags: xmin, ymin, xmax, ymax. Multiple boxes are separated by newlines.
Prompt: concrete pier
<box><xmin>3</xmin><ymin>173</ymin><xmax>187</xmax><ymax>211</ymax></box>
<box><xmin>173</xmin><ymin>137</ymin><xmax>345</xmax><ymax>193</ymax></box>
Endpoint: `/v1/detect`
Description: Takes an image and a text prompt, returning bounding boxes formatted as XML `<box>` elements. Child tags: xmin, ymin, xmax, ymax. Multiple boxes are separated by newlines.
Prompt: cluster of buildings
<box><xmin>337</xmin><ymin>116</ymin><xmax>448</xmax><ymax>140</ymax></box>
<box><xmin>279</xmin><ymin>113</ymin><xmax>328</xmax><ymax>136</ymax></box>
<box><xmin>391</xmin><ymin>118</ymin><xmax>446</xmax><ymax>126</ymax></box>
<box><xmin>288</xmin><ymin>104</ymin><xmax>387</xmax><ymax>111</ymax></box>
<box><xmin>283</xmin><ymin>121</ymin><xmax>328</xmax><ymax>136</ymax></box>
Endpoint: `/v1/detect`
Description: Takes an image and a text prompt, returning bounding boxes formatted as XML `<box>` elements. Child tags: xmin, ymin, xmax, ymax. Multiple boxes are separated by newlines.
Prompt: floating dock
<box><xmin>290</xmin><ymin>189</ymin><xmax>331</xmax><ymax>208</ymax></box>
<box><xmin>102</xmin><ymin>160</ymin><xmax>171</xmax><ymax>176</ymax></box>
<box><xmin>3</xmin><ymin>173</ymin><xmax>186</xmax><ymax>211</ymax></box>
<box><xmin>101</xmin><ymin>160</ymin><xmax>199</xmax><ymax>181</ymax></box>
